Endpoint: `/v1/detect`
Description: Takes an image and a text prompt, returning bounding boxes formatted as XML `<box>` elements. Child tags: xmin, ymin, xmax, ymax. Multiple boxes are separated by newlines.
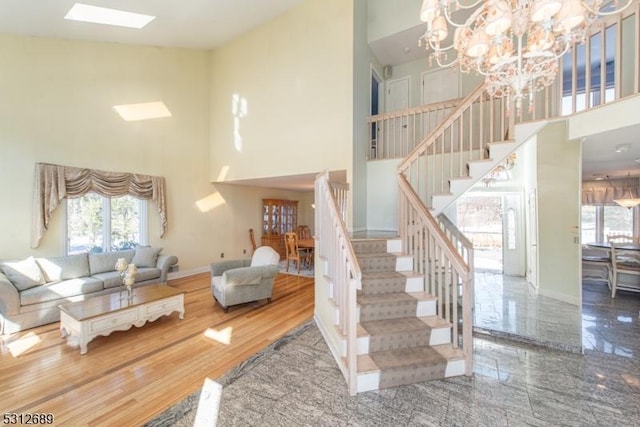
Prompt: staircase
<box><xmin>352</xmin><ymin>238</ymin><xmax>464</xmax><ymax>392</ymax></box>
<box><xmin>315</xmin><ymin>5</ymin><xmax>640</xmax><ymax>396</ymax></box>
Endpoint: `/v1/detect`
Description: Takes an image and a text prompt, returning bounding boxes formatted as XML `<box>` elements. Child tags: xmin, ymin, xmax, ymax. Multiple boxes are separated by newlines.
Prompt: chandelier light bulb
<box><xmin>485</xmin><ymin>0</ymin><xmax>512</xmax><ymax>36</ymax></box>
<box><xmin>466</xmin><ymin>30</ymin><xmax>490</xmax><ymax>58</ymax></box>
<box><xmin>556</xmin><ymin>0</ymin><xmax>586</xmax><ymax>32</ymax></box>
<box><xmin>420</xmin><ymin>0</ymin><xmax>439</xmax><ymax>23</ymax></box>
<box><xmin>431</xmin><ymin>15</ymin><xmax>449</xmax><ymax>42</ymax></box>
<box><xmin>531</xmin><ymin>0</ymin><xmax>562</xmax><ymax>22</ymax></box>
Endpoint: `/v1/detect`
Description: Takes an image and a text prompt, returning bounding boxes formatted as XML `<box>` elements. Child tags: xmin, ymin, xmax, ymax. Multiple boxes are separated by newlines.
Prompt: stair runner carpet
<box><xmin>353</xmin><ymin>238</ymin><xmax>449</xmax><ymax>389</ymax></box>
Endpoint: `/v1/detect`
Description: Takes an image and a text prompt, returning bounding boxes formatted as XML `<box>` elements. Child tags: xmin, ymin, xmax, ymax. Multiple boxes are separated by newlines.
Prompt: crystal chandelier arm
<box><xmin>443</xmin><ymin>2</ymin><xmax>486</xmax><ymax>28</ymax></box>
<box><xmin>581</xmin><ymin>0</ymin><xmax>633</xmax><ymax>16</ymax></box>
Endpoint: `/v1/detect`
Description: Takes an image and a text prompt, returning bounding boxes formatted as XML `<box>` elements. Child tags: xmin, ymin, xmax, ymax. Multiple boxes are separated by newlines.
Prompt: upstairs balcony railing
<box><xmin>371</xmin><ymin>2</ymin><xmax>640</xmax><ymax>163</ymax></box>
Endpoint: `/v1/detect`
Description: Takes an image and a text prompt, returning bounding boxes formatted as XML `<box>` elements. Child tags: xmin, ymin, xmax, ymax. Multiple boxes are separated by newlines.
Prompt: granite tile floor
<box><xmin>473</xmin><ymin>271</ymin><xmax>583</xmax><ymax>352</ymax></box>
<box><xmin>156</xmin><ymin>281</ymin><xmax>640</xmax><ymax>426</ymax></box>
<box><xmin>473</xmin><ymin>271</ymin><xmax>640</xmax><ymax>357</ymax></box>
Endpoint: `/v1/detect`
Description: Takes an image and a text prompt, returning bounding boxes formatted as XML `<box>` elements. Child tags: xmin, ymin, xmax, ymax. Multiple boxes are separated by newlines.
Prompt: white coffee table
<box><xmin>59</xmin><ymin>284</ymin><xmax>185</xmax><ymax>354</ymax></box>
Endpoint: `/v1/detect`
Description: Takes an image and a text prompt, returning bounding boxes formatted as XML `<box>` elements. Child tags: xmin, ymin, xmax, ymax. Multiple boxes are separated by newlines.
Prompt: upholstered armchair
<box><xmin>210</xmin><ymin>246</ymin><xmax>280</xmax><ymax>312</ymax></box>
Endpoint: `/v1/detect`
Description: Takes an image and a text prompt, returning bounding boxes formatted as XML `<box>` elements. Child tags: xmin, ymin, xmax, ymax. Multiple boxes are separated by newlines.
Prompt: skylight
<box><xmin>113</xmin><ymin>102</ymin><xmax>171</xmax><ymax>122</ymax></box>
<box><xmin>64</xmin><ymin>3</ymin><xmax>155</xmax><ymax>29</ymax></box>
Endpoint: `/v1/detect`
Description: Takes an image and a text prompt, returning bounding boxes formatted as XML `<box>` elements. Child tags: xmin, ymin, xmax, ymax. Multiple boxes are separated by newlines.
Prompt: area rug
<box><xmin>277</xmin><ymin>260</ymin><xmax>314</xmax><ymax>277</ymax></box>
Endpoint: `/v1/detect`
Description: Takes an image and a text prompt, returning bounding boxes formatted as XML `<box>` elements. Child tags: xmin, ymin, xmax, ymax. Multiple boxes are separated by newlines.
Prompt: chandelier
<box><xmin>612</xmin><ymin>173</ymin><xmax>640</xmax><ymax>209</ymax></box>
<box><xmin>419</xmin><ymin>0</ymin><xmax>632</xmax><ymax>113</ymax></box>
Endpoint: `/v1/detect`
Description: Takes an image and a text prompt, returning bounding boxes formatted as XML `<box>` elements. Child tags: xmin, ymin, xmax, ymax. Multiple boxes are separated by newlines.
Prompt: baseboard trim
<box><xmin>168</xmin><ymin>266</ymin><xmax>209</xmax><ymax>281</ymax></box>
<box><xmin>537</xmin><ymin>288</ymin><xmax>580</xmax><ymax>306</ymax></box>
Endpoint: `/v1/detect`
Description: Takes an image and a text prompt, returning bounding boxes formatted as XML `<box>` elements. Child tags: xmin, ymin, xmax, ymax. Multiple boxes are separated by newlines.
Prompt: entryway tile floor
<box><xmin>474</xmin><ymin>271</ymin><xmax>640</xmax><ymax>358</ymax></box>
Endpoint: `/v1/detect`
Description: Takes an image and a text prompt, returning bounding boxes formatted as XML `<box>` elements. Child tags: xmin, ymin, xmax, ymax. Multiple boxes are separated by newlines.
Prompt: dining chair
<box><xmin>297</xmin><ymin>225</ymin><xmax>312</xmax><ymax>240</ymax></box>
<box><xmin>607</xmin><ymin>234</ymin><xmax>640</xmax><ymax>244</ymax></box>
<box><xmin>284</xmin><ymin>232</ymin><xmax>303</xmax><ymax>274</ymax></box>
<box><xmin>581</xmin><ymin>245</ymin><xmax>611</xmax><ymax>287</ymax></box>
<box><xmin>609</xmin><ymin>243</ymin><xmax>640</xmax><ymax>298</ymax></box>
<box><xmin>249</xmin><ymin>228</ymin><xmax>258</xmax><ymax>253</ymax></box>
<box><xmin>296</xmin><ymin>225</ymin><xmax>313</xmax><ymax>268</ymax></box>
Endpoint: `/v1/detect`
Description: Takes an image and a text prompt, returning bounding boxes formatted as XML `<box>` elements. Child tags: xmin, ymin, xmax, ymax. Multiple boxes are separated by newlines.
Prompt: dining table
<box><xmin>298</xmin><ymin>238</ymin><xmax>315</xmax><ymax>249</ymax></box>
<box><xmin>586</xmin><ymin>242</ymin><xmax>640</xmax><ymax>251</ymax></box>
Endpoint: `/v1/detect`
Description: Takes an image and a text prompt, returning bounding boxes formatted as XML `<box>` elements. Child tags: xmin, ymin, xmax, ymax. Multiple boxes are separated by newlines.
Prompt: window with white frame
<box><xmin>66</xmin><ymin>194</ymin><xmax>148</xmax><ymax>254</ymax></box>
<box><xmin>581</xmin><ymin>204</ymin><xmax>638</xmax><ymax>243</ymax></box>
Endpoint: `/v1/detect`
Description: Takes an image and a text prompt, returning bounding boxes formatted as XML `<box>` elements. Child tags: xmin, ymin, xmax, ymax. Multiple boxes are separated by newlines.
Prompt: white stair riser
<box><xmin>396</xmin><ymin>255</ymin><xmax>413</xmax><ymax>272</ymax></box>
<box><xmin>445</xmin><ymin>359</ymin><xmax>465</xmax><ymax>377</ymax></box>
<box><xmin>449</xmin><ymin>179</ymin><xmax>472</xmax><ymax>195</ymax></box>
<box><xmin>357</xmin><ymin>372</ymin><xmax>379</xmax><ymax>393</ymax></box>
<box><xmin>404</xmin><ymin>275</ymin><xmax>424</xmax><ymax>293</ymax></box>
<box><xmin>387</xmin><ymin>238</ymin><xmax>402</xmax><ymax>253</ymax></box>
<box><xmin>417</xmin><ymin>299</ymin><xmax>437</xmax><ymax>317</ymax></box>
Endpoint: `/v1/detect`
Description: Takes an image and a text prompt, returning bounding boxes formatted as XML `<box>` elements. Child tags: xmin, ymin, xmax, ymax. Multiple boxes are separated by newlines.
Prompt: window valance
<box><xmin>32</xmin><ymin>163</ymin><xmax>167</xmax><ymax>248</ymax></box>
<box><xmin>582</xmin><ymin>179</ymin><xmax>640</xmax><ymax>206</ymax></box>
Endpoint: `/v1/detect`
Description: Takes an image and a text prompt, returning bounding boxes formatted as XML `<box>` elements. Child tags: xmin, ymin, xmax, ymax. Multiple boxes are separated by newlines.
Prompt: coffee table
<box><xmin>59</xmin><ymin>284</ymin><xmax>185</xmax><ymax>354</ymax></box>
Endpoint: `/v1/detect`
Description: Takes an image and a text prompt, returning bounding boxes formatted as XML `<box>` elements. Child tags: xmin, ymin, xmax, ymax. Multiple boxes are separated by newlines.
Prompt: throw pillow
<box><xmin>132</xmin><ymin>246</ymin><xmax>162</xmax><ymax>268</ymax></box>
<box><xmin>0</xmin><ymin>257</ymin><xmax>46</xmax><ymax>291</ymax></box>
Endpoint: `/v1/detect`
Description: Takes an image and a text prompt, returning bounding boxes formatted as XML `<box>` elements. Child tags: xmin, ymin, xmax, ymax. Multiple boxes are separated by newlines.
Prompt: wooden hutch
<box><xmin>262</xmin><ymin>199</ymin><xmax>297</xmax><ymax>258</ymax></box>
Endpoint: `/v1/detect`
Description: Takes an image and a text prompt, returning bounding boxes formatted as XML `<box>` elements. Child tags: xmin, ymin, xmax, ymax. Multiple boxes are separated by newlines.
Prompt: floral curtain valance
<box><xmin>32</xmin><ymin>163</ymin><xmax>167</xmax><ymax>248</ymax></box>
<box><xmin>582</xmin><ymin>182</ymin><xmax>640</xmax><ymax>206</ymax></box>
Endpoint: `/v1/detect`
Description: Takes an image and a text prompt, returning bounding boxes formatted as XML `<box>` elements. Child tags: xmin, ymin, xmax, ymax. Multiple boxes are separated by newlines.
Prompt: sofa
<box><xmin>0</xmin><ymin>246</ymin><xmax>178</xmax><ymax>334</ymax></box>
<box><xmin>211</xmin><ymin>246</ymin><xmax>280</xmax><ymax>312</ymax></box>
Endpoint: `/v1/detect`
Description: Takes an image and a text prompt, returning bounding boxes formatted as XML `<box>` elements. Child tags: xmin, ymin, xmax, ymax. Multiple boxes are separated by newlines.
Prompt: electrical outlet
<box><xmin>220</xmin><ymin>252</ymin><xmax>224</xmax><ymax>258</ymax></box>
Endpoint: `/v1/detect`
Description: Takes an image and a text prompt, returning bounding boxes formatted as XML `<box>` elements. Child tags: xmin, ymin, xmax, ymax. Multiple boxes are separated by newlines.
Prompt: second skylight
<box><xmin>64</xmin><ymin>3</ymin><xmax>155</xmax><ymax>29</ymax></box>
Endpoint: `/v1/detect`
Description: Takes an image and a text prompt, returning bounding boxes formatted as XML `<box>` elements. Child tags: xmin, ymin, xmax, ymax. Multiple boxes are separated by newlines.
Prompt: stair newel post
<box><xmin>347</xmin><ymin>277</ymin><xmax>358</xmax><ymax>396</ymax></box>
<box><xmin>463</xmin><ymin>272</ymin><xmax>473</xmax><ymax>376</ymax></box>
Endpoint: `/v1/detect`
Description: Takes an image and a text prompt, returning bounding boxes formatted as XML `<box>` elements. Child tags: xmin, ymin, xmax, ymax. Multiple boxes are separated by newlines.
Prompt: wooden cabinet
<box><xmin>262</xmin><ymin>199</ymin><xmax>297</xmax><ymax>258</ymax></box>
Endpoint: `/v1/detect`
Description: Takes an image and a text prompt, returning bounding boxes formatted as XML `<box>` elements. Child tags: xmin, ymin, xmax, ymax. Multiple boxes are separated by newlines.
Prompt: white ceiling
<box><xmin>0</xmin><ymin>0</ymin><xmax>305</xmax><ymax>50</ymax></box>
<box><xmin>1</xmin><ymin>1</ymin><xmax>637</xmax><ymax>186</ymax></box>
<box><xmin>581</xmin><ymin>123</ymin><xmax>640</xmax><ymax>180</ymax></box>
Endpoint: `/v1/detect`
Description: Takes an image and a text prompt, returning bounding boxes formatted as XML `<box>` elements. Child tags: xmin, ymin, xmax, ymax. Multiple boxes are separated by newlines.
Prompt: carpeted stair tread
<box><xmin>357</xmin><ymin>292</ymin><xmax>417</xmax><ymax>305</ymax></box>
<box><xmin>357</xmin><ymin>252</ymin><xmax>398</xmax><ymax>273</ymax></box>
<box><xmin>359</xmin><ymin>271</ymin><xmax>408</xmax><ymax>295</ymax></box>
<box><xmin>369</xmin><ymin>346</ymin><xmax>449</xmax><ymax>389</ymax></box>
<box><xmin>361</xmin><ymin>316</ymin><xmax>430</xmax><ymax>335</ymax></box>
<box><xmin>357</xmin><ymin>292</ymin><xmax>418</xmax><ymax>321</ymax></box>
<box><xmin>352</xmin><ymin>239</ymin><xmax>389</xmax><ymax>254</ymax></box>
<box><xmin>361</xmin><ymin>317</ymin><xmax>433</xmax><ymax>352</ymax></box>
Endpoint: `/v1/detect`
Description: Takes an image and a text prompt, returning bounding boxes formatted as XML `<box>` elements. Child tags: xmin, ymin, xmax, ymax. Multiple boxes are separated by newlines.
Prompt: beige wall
<box><xmin>0</xmin><ymin>34</ymin><xmax>313</xmax><ymax>272</ymax></box>
<box><xmin>536</xmin><ymin>121</ymin><xmax>581</xmax><ymax>305</ymax></box>
<box><xmin>209</xmin><ymin>0</ymin><xmax>354</xmax><ymax>184</ymax></box>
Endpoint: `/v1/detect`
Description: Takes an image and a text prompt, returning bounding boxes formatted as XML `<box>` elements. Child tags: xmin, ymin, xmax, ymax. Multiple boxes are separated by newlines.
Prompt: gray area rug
<box><xmin>146</xmin><ymin>319</ymin><xmax>640</xmax><ymax>426</ymax></box>
<box><xmin>278</xmin><ymin>260</ymin><xmax>314</xmax><ymax>277</ymax></box>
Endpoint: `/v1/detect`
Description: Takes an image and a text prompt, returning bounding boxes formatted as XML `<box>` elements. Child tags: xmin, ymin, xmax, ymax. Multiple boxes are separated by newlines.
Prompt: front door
<box><xmin>503</xmin><ymin>193</ymin><xmax>526</xmax><ymax>276</ymax></box>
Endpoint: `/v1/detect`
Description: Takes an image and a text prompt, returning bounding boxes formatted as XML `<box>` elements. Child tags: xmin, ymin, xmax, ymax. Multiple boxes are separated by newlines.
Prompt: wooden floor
<box><xmin>0</xmin><ymin>273</ymin><xmax>314</xmax><ymax>426</ymax></box>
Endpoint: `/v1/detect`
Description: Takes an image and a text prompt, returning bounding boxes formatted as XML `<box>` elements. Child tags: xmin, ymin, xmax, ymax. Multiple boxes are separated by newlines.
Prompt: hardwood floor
<box><xmin>0</xmin><ymin>273</ymin><xmax>314</xmax><ymax>426</ymax></box>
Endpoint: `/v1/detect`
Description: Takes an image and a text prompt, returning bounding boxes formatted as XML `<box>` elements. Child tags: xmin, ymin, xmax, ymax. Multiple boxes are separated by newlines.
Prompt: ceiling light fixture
<box><xmin>418</xmin><ymin>0</ymin><xmax>632</xmax><ymax>114</ymax></box>
<box><xmin>611</xmin><ymin>172</ymin><xmax>640</xmax><ymax>209</ymax></box>
<box><xmin>615</xmin><ymin>143</ymin><xmax>631</xmax><ymax>153</ymax></box>
<box><xmin>65</xmin><ymin>3</ymin><xmax>155</xmax><ymax>29</ymax></box>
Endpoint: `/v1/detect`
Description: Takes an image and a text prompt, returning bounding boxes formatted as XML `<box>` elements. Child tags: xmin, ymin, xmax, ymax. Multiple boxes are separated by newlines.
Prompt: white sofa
<box><xmin>0</xmin><ymin>247</ymin><xmax>178</xmax><ymax>334</ymax></box>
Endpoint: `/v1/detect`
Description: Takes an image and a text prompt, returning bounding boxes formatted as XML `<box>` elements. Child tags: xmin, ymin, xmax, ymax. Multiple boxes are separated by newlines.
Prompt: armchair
<box><xmin>210</xmin><ymin>246</ymin><xmax>280</xmax><ymax>312</ymax></box>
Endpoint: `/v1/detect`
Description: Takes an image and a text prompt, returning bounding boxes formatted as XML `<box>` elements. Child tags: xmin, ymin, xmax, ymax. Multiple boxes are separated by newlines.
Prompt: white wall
<box><xmin>367</xmin><ymin>0</ymin><xmax>422</xmax><ymax>43</ymax></box>
<box><xmin>536</xmin><ymin>122</ymin><xmax>581</xmax><ymax>305</ymax></box>
<box><xmin>366</xmin><ymin>159</ymin><xmax>401</xmax><ymax>230</ymax></box>
<box><xmin>0</xmin><ymin>34</ymin><xmax>314</xmax><ymax>272</ymax></box>
<box><xmin>209</xmin><ymin>0</ymin><xmax>354</xmax><ymax>185</ymax></box>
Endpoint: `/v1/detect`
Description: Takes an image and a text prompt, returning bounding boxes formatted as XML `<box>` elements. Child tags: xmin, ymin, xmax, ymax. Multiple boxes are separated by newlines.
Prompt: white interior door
<box><xmin>421</xmin><ymin>68</ymin><xmax>459</xmax><ymax>105</ymax></box>
<box><xmin>527</xmin><ymin>190</ymin><xmax>538</xmax><ymax>288</ymax></box>
<box><xmin>385</xmin><ymin>77</ymin><xmax>409</xmax><ymax>157</ymax></box>
<box><xmin>503</xmin><ymin>193</ymin><xmax>526</xmax><ymax>276</ymax></box>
